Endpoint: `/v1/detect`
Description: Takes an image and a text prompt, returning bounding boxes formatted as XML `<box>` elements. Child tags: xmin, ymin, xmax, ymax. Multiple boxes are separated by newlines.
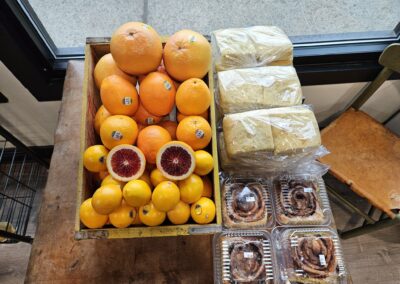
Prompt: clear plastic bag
<box><xmin>273</xmin><ymin>227</ymin><xmax>350</xmax><ymax>284</ymax></box>
<box><xmin>212</xmin><ymin>26</ymin><xmax>293</xmax><ymax>72</ymax></box>
<box><xmin>272</xmin><ymin>174</ymin><xmax>332</xmax><ymax>226</ymax></box>
<box><xmin>219</xmin><ymin>105</ymin><xmax>324</xmax><ymax>172</ymax></box>
<box><xmin>221</xmin><ymin>176</ymin><xmax>274</xmax><ymax>229</ymax></box>
<box><xmin>217</xmin><ymin>66</ymin><xmax>302</xmax><ymax>115</ymax></box>
<box><xmin>213</xmin><ymin>230</ymin><xmax>275</xmax><ymax>284</ymax></box>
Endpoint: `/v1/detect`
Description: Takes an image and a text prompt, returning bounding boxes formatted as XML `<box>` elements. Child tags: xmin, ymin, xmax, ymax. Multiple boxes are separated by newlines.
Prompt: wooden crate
<box><xmin>75</xmin><ymin>38</ymin><xmax>222</xmax><ymax>239</ymax></box>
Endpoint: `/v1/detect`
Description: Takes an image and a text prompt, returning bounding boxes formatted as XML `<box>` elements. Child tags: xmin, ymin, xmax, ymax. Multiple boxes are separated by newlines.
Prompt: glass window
<box><xmin>24</xmin><ymin>0</ymin><xmax>400</xmax><ymax>51</ymax></box>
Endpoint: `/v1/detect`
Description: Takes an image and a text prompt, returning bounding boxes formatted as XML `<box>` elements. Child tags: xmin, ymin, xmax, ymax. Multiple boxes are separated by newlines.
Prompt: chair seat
<box><xmin>319</xmin><ymin>108</ymin><xmax>400</xmax><ymax>218</ymax></box>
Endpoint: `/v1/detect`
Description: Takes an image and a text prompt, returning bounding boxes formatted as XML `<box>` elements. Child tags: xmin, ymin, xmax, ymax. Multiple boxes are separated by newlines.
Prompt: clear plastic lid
<box><xmin>213</xmin><ymin>230</ymin><xmax>275</xmax><ymax>283</ymax></box>
<box><xmin>221</xmin><ymin>177</ymin><xmax>274</xmax><ymax>229</ymax></box>
<box><xmin>273</xmin><ymin>227</ymin><xmax>350</xmax><ymax>284</ymax></box>
<box><xmin>272</xmin><ymin>175</ymin><xmax>332</xmax><ymax>226</ymax></box>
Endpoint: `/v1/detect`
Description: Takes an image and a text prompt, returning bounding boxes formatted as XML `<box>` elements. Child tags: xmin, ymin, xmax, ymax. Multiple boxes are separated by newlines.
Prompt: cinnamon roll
<box><xmin>275</xmin><ymin>179</ymin><xmax>324</xmax><ymax>225</ymax></box>
<box><xmin>222</xmin><ymin>181</ymin><xmax>268</xmax><ymax>228</ymax></box>
<box><xmin>291</xmin><ymin>236</ymin><xmax>338</xmax><ymax>280</ymax></box>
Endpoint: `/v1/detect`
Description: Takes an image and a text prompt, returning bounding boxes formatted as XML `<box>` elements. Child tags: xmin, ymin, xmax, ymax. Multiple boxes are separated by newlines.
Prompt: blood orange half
<box><xmin>106</xmin><ymin>144</ymin><xmax>146</xmax><ymax>182</ymax></box>
<box><xmin>156</xmin><ymin>141</ymin><xmax>195</xmax><ymax>181</ymax></box>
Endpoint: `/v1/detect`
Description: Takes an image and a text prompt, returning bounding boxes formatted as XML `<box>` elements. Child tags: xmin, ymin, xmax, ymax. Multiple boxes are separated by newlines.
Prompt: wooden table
<box><xmin>26</xmin><ymin>61</ymin><xmax>213</xmax><ymax>284</ymax></box>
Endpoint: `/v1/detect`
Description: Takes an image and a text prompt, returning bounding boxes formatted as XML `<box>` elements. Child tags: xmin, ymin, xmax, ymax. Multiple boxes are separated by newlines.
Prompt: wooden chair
<box><xmin>319</xmin><ymin>43</ymin><xmax>400</xmax><ymax>239</ymax></box>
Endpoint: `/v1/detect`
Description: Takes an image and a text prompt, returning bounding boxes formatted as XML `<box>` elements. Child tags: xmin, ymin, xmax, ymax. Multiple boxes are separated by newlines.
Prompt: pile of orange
<box><xmin>80</xmin><ymin>22</ymin><xmax>217</xmax><ymax>229</ymax></box>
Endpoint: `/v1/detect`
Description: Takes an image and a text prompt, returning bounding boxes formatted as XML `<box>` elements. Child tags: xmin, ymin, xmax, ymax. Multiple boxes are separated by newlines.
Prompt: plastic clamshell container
<box><xmin>272</xmin><ymin>227</ymin><xmax>350</xmax><ymax>284</ymax></box>
<box><xmin>75</xmin><ymin>37</ymin><xmax>222</xmax><ymax>239</ymax></box>
<box><xmin>213</xmin><ymin>230</ymin><xmax>275</xmax><ymax>284</ymax></box>
<box><xmin>272</xmin><ymin>175</ymin><xmax>332</xmax><ymax>226</ymax></box>
<box><xmin>221</xmin><ymin>177</ymin><xmax>274</xmax><ymax>229</ymax></box>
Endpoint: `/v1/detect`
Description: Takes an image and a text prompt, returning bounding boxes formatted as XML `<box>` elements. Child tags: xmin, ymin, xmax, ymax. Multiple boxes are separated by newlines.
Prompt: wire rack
<box><xmin>0</xmin><ymin>125</ymin><xmax>49</xmax><ymax>244</ymax></box>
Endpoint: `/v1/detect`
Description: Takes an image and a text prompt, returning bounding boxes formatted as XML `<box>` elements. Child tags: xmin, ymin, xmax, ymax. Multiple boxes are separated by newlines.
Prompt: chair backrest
<box><xmin>352</xmin><ymin>43</ymin><xmax>400</xmax><ymax>110</ymax></box>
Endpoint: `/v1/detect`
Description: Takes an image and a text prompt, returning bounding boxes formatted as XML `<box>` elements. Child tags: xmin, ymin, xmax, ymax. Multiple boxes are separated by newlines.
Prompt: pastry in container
<box><xmin>212</xmin><ymin>26</ymin><xmax>293</xmax><ymax>71</ymax></box>
<box><xmin>273</xmin><ymin>227</ymin><xmax>349</xmax><ymax>284</ymax></box>
<box><xmin>273</xmin><ymin>175</ymin><xmax>332</xmax><ymax>226</ymax></box>
<box><xmin>221</xmin><ymin>177</ymin><xmax>274</xmax><ymax>228</ymax></box>
<box><xmin>217</xmin><ymin>66</ymin><xmax>302</xmax><ymax>115</ymax></box>
<box><xmin>213</xmin><ymin>230</ymin><xmax>275</xmax><ymax>284</ymax></box>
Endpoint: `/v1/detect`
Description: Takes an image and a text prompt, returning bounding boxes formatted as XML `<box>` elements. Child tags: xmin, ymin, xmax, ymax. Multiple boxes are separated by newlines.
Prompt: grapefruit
<box><xmin>93</xmin><ymin>53</ymin><xmax>137</xmax><ymax>89</ymax></box>
<box><xmin>100</xmin><ymin>75</ymin><xmax>139</xmax><ymax>116</ymax></box>
<box><xmin>110</xmin><ymin>22</ymin><xmax>162</xmax><ymax>75</ymax></box>
<box><xmin>176</xmin><ymin>78</ymin><xmax>211</xmax><ymax>115</ymax></box>
<box><xmin>106</xmin><ymin>144</ymin><xmax>146</xmax><ymax>182</ymax></box>
<box><xmin>137</xmin><ymin>125</ymin><xmax>172</xmax><ymax>164</ymax></box>
<box><xmin>156</xmin><ymin>141</ymin><xmax>195</xmax><ymax>181</ymax></box>
<box><xmin>163</xmin><ymin>29</ymin><xmax>211</xmax><ymax>81</ymax></box>
<box><xmin>100</xmin><ymin>115</ymin><xmax>138</xmax><ymax>149</ymax></box>
<box><xmin>139</xmin><ymin>72</ymin><xmax>176</xmax><ymax>116</ymax></box>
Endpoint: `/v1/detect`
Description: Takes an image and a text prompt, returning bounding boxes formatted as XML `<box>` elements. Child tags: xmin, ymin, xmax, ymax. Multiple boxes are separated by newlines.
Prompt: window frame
<box><xmin>2</xmin><ymin>0</ymin><xmax>400</xmax><ymax>101</ymax></box>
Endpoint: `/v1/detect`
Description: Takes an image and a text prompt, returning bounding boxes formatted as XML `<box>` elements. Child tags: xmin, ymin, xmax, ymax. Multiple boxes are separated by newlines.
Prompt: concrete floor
<box><xmin>28</xmin><ymin>0</ymin><xmax>400</xmax><ymax>48</ymax></box>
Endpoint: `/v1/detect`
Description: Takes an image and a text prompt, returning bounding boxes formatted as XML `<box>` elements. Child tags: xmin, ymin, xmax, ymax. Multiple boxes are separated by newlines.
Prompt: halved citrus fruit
<box><xmin>100</xmin><ymin>75</ymin><xmax>139</xmax><ymax>116</ymax></box>
<box><xmin>139</xmin><ymin>72</ymin><xmax>176</xmax><ymax>116</ymax></box>
<box><xmin>106</xmin><ymin>144</ymin><xmax>146</xmax><ymax>182</ymax></box>
<box><xmin>91</xmin><ymin>184</ymin><xmax>122</xmax><ymax>215</ymax></box>
<box><xmin>100</xmin><ymin>115</ymin><xmax>138</xmax><ymax>149</ymax></box>
<box><xmin>167</xmin><ymin>201</ymin><xmax>190</xmax><ymax>225</ymax></box>
<box><xmin>139</xmin><ymin>202</ymin><xmax>166</xmax><ymax>226</ymax></box>
<box><xmin>176</xmin><ymin>116</ymin><xmax>212</xmax><ymax>150</ymax></box>
<box><xmin>80</xmin><ymin>198</ymin><xmax>108</xmax><ymax>229</ymax></box>
<box><xmin>156</xmin><ymin>141</ymin><xmax>195</xmax><ymax>181</ymax></box>
<box><xmin>137</xmin><ymin>125</ymin><xmax>172</xmax><ymax>164</ymax></box>
<box><xmin>152</xmin><ymin>181</ymin><xmax>180</xmax><ymax>212</ymax></box>
<box><xmin>83</xmin><ymin>145</ymin><xmax>109</xmax><ymax>172</ymax></box>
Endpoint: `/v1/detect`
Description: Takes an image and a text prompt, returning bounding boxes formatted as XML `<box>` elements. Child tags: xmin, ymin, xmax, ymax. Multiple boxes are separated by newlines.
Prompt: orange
<box><xmin>98</xmin><ymin>171</ymin><xmax>109</xmax><ymax>180</ymax></box>
<box><xmin>139</xmin><ymin>72</ymin><xmax>176</xmax><ymax>116</ymax></box>
<box><xmin>109</xmin><ymin>202</ymin><xmax>136</xmax><ymax>228</ymax></box>
<box><xmin>94</xmin><ymin>105</ymin><xmax>111</xmax><ymax>135</ymax></box>
<box><xmin>150</xmin><ymin>168</ymin><xmax>174</xmax><ymax>187</ymax></box>
<box><xmin>157</xmin><ymin>63</ymin><xmax>180</xmax><ymax>89</ymax></box>
<box><xmin>80</xmin><ymin>198</ymin><xmax>108</xmax><ymax>229</ymax></box>
<box><xmin>94</xmin><ymin>53</ymin><xmax>137</xmax><ymax>89</ymax></box>
<box><xmin>91</xmin><ymin>184</ymin><xmax>122</xmax><ymax>215</ymax></box>
<box><xmin>132</xmin><ymin>210</ymin><xmax>142</xmax><ymax>225</ymax></box>
<box><xmin>164</xmin><ymin>30</ymin><xmax>211</xmax><ymax>81</ymax></box>
<box><xmin>83</xmin><ymin>145</ymin><xmax>109</xmax><ymax>172</ymax></box>
<box><xmin>191</xmin><ymin>197</ymin><xmax>216</xmax><ymax>224</ymax></box>
<box><xmin>100</xmin><ymin>75</ymin><xmax>139</xmax><ymax>116</ymax></box>
<box><xmin>138</xmin><ymin>170</ymin><xmax>152</xmax><ymax>188</ymax></box>
<box><xmin>137</xmin><ymin>125</ymin><xmax>171</xmax><ymax>164</ymax></box>
<box><xmin>167</xmin><ymin>201</ymin><xmax>190</xmax><ymax>225</ymax></box>
<box><xmin>110</xmin><ymin>22</ymin><xmax>162</xmax><ymax>75</ymax></box>
<box><xmin>152</xmin><ymin>181</ymin><xmax>180</xmax><ymax>212</ymax></box>
<box><xmin>139</xmin><ymin>202</ymin><xmax>166</xmax><ymax>226</ymax></box>
<box><xmin>177</xmin><ymin>110</ymin><xmax>208</xmax><ymax>122</ymax></box>
<box><xmin>194</xmin><ymin>150</ymin><xmax>214</xmax><ymax>176</ymax></box>
<box><xmin>133</xmin><ymin>101</ymin><xmax>162</xmax><ymax>125</ymax></box>
<box><xmin>176</xmin><ymin>116</ymin><xmax>212</xmax><ymax>150</ymax></box>
<box><xmin>100</xmin><ymin>115</ymin><xmax>138</xmax><ymax>149</ymax></box>
<box><xmin>176</xmin><ymin>78</ymin><xmax>211</xmax><ymax>115</ymax></box>
<box><xmin>158</xmin><ymin>120</ymin><xmax>178</xmax><ymax>139</ymax></box>
<box><xmin>101</xmin><ymin>175</ymin><xmax>126</xmax><ymax>190</ymax></box>
<box><xmin>201</xmin><ymin>176</ymin><xmax>213</xmax><ymax>198</ymax></box>
<box><xmin>123</xmin><ymin>179</ymin><xmax>152</xmax><ymax>207</ymax></box>
<box><xmin>178</xmin><ymin>174</ymin><xmax>203</xmax><ymax>204</ymax></box>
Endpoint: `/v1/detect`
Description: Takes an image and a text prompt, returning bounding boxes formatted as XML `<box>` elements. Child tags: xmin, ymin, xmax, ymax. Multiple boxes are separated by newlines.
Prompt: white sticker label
<box><xmin>111</xmin><ymin>131</ymin><xmax>123</xmax><ymax>140</ymax></box>
<box><xmin>246</xmin><ymin>196</ymin><xmax>255</xmax><ymax>202</ymax></box>
<box><xmin>195</xmin><ymin>129</ymin><xmax>205</xmax><ymax>139</ymax></box>
<box><xmin>319</xmin><ymin>254</ymin><xmax>327</xmax><ymax>266</ymax></box>
<box><xmin>122</xmin><ymin>97</ymin><xmax>132</xmax><ymax>105</ymax></box>
<box><xmin>163</xmin><ymin>80</ymin><xmax>172</xmax><ymax>91</ymax></box>
<box><xmin>304</xmin><ymin>187</ymin><xmax>313</xmax><ymax>193</ymax></box>
<box><xmin>244</xmin><ymin>252</ymin><xmax>253</xmax><ymax>258</ymax></box>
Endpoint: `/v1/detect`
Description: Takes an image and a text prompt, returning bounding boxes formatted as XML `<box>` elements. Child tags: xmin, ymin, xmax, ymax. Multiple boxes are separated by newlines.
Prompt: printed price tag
<box><xmin>319</xmin><ymin>254</ymin><xmax>327</xmax><ymax>266</ymax></box>
<box><xmin>111</xmin><ymin>131</ymin><xmax>123</xmax><ymax>140</ymax></box>
<box><xmin>246</xmin><ymin>196</ymin><xmax>256</xmax><ymax>202</ymax></box>
<box><xmin>303</xmin><ymin>187</ymin><xmax>313</xmax><ymax>193</ymax></box>
<box><xmin>122</xmin><ymin>97</ymin><xmax>132</xmax><ymax>105</ymax></box>
<box><xmin>244</xmin><ymin>252</ymin><xmax>254</xmax><ymax>258</ymax></box>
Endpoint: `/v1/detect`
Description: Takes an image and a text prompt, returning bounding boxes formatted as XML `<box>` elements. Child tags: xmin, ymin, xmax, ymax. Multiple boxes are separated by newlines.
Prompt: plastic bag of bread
<box><xmin>217</xmin><ymin>66</ymin><xmax>302</xmax><ymax>114</ymax></box>
<box><xmin>212</xmin><ymin>26</ymin><xmax>293</xmax><ymax>71</ymax></box>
